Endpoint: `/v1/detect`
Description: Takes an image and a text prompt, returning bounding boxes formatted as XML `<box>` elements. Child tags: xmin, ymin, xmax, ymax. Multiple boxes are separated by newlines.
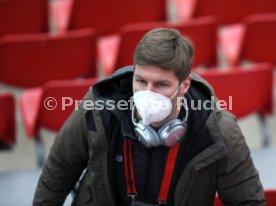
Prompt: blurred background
<box><xmin>0</xmin><ymin>0</ymin><xmax>276</xmax><ymax>205</ymax></box>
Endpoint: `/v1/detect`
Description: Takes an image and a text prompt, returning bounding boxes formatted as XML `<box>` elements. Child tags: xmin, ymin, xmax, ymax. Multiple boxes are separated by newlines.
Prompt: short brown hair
<box><xmin>133</xmin><ymin>28</ymin><xmax>194</xmax><ymax>82</ymax></box>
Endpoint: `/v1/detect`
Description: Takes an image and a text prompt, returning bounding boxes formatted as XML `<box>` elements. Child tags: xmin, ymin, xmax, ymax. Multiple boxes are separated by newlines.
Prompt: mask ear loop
<box><xmin>170</xmin><ymin>84</ymin><xmax>183</xmax><ymax>100</ymax></box>
<box><xmin>169</xmin><ymin>84</ymin><xmax>183</xmax><ymax>114</ymax></box>
<box><xmin>183</xmin><ymin>97</ymin><xmax>189</xmax><ymax>123</ymax></box>
<box><xmin>132</xmin><ymin>87</ymin><xmax>139</xmax><ymax>126</ymax></box>
<box><xmin>131</xmin><ymin>105</ymin><xmax>139</xmax><ymax>126</ymax></box>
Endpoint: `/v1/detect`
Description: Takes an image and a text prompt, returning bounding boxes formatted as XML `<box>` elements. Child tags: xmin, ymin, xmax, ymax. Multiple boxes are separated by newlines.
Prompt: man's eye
<box><xmin>136</xmin><ymin>79</ymin><xmax>146</xmax><ymax>84</ymax></box>
<box><xmin>157</xmin><ymin>82</ymin><xmax>168</xmax><ymax>87</ymax></box>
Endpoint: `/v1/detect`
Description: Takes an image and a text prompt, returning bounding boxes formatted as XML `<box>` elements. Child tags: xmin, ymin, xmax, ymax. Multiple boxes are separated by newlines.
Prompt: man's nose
<box><xmin>146</xmin><ymin>83</ymin><xmax>155</xmax><ymax>92</ymax></box>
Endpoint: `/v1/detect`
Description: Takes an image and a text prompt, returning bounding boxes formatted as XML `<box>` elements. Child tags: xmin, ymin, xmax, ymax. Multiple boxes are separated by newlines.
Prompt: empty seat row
<box><xmin>3</xmin><ymin>0</ymin><xmax>275</xmax><ymax>37</ymax></box>
<box><xmin>173</xmin><ymin>0</ymin><xmax>276</xmax><ymax>25</ymax></box>
<box><xmin>0</xmin><ymin>0</ymin><xmax>167</xmax><ymax>37</ymax></box>
<box><xmin>1</xmin><ymin>14</ymin><xmax>276</xmax><ymax>88</ymax></box>
<box><xmin>0</xmin><ymin>29</ymin><xmax>97</xmax><ymax>87</ymax></box>
<box><xmin>0</xmin><ymin>17</ymin><xmax>217</xmax><ymax>87</ymax></box>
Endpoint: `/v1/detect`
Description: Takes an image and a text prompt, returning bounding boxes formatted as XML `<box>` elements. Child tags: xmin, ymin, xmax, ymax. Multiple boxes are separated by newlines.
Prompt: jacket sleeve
<box><xmin>33</xmin><ymin>92</ymin><xmax>92</xmax><ymax>205</ymax></box>
<box><xmin>216</xmin><ymin>111</ymin><xmax>266</xmax><ymax>206</ymax></box>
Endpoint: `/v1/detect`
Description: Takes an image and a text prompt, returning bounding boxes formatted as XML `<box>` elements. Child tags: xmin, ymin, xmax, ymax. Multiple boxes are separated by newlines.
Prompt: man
<box><xmin>33</xmin><ymin>28</ymin><xmax>266</xmax><ymax>206</ymax></box>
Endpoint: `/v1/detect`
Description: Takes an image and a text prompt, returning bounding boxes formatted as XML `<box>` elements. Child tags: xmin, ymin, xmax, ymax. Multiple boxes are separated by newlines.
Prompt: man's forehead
<box><xmin>134</xmin><ymin>65</ymin><xmax>177</xmax><ymax>80</ymax></box>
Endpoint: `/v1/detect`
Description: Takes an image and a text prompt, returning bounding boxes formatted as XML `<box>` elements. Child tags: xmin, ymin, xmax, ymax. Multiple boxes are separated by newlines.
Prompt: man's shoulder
<box><xmin>211</xmin><ymin>109</ymin><xmax>245</xmax><ymax>149</ymax></box>
<box><xmin>191</xmin><ymin>72</ymin><xmax>215</xmax><ymax>97</ymax></box>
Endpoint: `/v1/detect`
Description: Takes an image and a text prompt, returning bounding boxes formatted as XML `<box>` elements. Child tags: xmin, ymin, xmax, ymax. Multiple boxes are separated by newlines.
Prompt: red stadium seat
<box><xmin>20</xmin><ymin>78</ymin><xmax>98</xmax><ymax>138</ymax></box>
<box><xmin>173</xmin><ymin>0</ymin><xmax>276</xmax><ymax>25</ymax></box>
<box><xmin>50</xmin><ymin>0</ymin><xmax>74</xmax><ymax>33</ymax></box>
<box><xmin>220</xmin><ymin>14</ymin><xmax>276</xmax><ymax>66</ymax></box>
<box><xmin>0</xmin><ymin>92</ymin><xmax>15</xmax><ymax>149</ymax></box>
<box><xmin>98</xmin><ymin>17</ymin><xmax>218</xmax><ymax>76</ymax></box>
<box><xmin>52</xmin><ymin>0</ymin><xmax>167</xmax><ymax>35</ymax></box>
<box><xmin>0</xmin><ymin>29</ymin><xmax>97</xmax><ymax>87</ymax></box>
<box><xmin>197</xmin><ymin>63</ymin><xmax>273</xmax><ymax>118</ymax></box>
<box><xmin>196</xmin><ymin>63</ymin><xmax>274</xmax><ymax>146</ymax></box>
<box><xmin>266</xmin><ymin>190</ymin><xmax>276</xmax><ymax>206</ymax></box>
<box><xmin>0</xmin><ymin>0</ymin><xmax>48</xmax><ymax>38</ymax></box>
<box><xmin>20</xmin><ymin>78</ymin><xmax>98</xmax><ymax>165</ymax></box>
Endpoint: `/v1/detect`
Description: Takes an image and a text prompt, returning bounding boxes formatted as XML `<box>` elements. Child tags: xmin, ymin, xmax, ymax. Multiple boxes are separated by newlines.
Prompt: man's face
<box><xmin>133</xmin><ymin>64</ymin><xmax>190</xmax><ymax>99</ymax></box>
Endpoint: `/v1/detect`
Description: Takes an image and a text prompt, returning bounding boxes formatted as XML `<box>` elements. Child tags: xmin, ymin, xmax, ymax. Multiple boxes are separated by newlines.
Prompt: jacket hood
<box><xmin>92</xmin><ymin>66</ymin><xmax>135</xmax><ymax>139</ymax></box>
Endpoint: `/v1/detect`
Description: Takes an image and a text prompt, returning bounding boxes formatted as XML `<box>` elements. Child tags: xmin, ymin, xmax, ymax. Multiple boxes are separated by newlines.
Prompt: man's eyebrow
<box><xmin>134</xmin><ymin>74</ymin><xmax>171</xmax><ymax>83</ymax></box>
<box><xmin>134</xmin><ymin>74</ymin><xmax>144</xmax><ymax>79</ymax></box>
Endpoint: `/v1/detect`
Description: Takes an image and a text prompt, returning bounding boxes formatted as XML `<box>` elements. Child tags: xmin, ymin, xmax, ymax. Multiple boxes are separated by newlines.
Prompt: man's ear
<box><xmin>180</xmin><ymin>75</ymin><xmax>192</xmax><ymax>96</ymax></box>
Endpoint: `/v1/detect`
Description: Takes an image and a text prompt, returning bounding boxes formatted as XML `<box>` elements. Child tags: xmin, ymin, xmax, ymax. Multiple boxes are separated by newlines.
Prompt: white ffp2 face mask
<box><xmin>133</xmin><ymin>90</ymin><xmax>172</xmax><ymax>125</ymax></box>
<box><xmin>133</xmin><ymin>85</ymin><xmax>182</xmax><ymax>125</ymax></box>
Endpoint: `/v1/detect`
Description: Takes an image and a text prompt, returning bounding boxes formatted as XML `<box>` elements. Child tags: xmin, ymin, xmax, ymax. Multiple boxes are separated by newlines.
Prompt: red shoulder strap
<box><xmin>123</xmin><ymin>139</ymin><xmax>180</xmax><ymax>204</ymax></box>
